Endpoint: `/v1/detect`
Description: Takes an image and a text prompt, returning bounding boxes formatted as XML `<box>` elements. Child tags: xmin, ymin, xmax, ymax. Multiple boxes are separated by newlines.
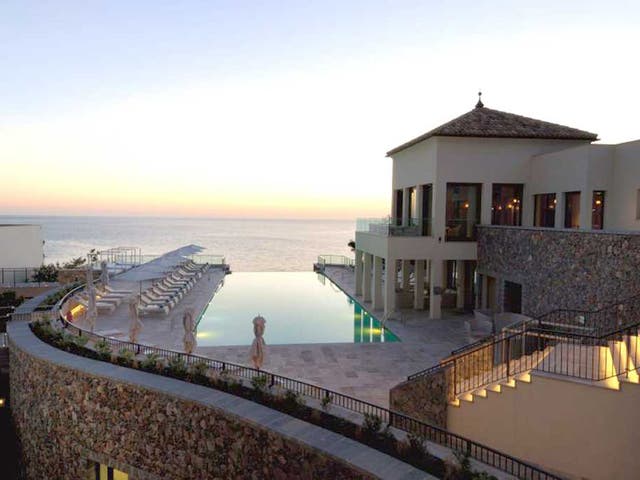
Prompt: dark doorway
<box><xmin>503</xmin><ymin>281</ymin><xmax>522</xmax><ymax>314</ymax></box>
<box><xmin>464</xmin><ymin>261</ymin><xmax>477</xmax><ymax>311</ymax></box>
<box><xmin>395</xmin><ymin>189</ymin><xmax>403</xmax><ymax>225</ymax></box>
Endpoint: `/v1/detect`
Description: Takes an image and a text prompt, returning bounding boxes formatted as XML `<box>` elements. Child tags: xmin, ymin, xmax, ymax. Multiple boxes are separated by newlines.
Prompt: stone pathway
<box><xmin>197</xmin><ymin>266</ymin><xmax>474</xmax><ymax>407</ymax></box>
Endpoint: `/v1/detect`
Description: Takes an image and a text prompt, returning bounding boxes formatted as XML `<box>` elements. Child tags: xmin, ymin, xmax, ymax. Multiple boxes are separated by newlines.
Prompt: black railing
<box><xmin>49</xmin><ymin>283</ymin><xmax>560</xmax><ymax>480</ymax></box>
<box><xmin>0</xmin><ymin>267</ymin><xmax>43</xmax><ymax>286</ymax></box>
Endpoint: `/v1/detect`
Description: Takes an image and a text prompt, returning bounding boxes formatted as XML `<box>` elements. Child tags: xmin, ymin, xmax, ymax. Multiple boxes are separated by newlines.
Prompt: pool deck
<box><xmin>76</xmin><ymin>267</ymin><xmax>227</xmax><ymax>351</ymax></box>
<box><xmin>197</xmin><ymin>266</ymin><xmax>476</xmax><ymax>407</ymax></box>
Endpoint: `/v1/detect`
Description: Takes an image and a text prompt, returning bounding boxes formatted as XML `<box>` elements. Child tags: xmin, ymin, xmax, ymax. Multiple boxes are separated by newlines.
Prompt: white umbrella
<box><xmin>100</xmin><ymin>261</ymin><xmax>110</xmax><ymax>286</ymax></box>
<box><xmin>86</xmin><ymin>283</ymin><xmax>98</xmax><ymax>332</ymax></box>
<box><xmin>128</xmin><ymin>296</ymin><xmax>143</xmax><ymax>343</ymax></box>
<box><xmin>164</xmin><ymin>245</ymin><xmax>205</xmax><ymax>258</ymax></box>
<box><xmin>182</xmin><ymin>309</ymin><xmax>196</xmax><ymax>354</ymax></box>
<box><xmin>115</xmin><ymin>262</ymin><xmax>168</xmax><ymax>282</ymax></box>
<box><xmin>250</xmin><ymin>315</ymin><xmax>267</xmax><ymax>369</ymax></box>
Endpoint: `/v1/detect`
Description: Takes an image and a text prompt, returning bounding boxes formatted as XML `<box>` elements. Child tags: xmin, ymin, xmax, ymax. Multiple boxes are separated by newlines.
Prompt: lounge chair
<box><xmin>137</xmin><ymin>301</ymin><xmax>169</xmax><ymax>315</ymax></box>
<box><xmin>104</xmin><ymin>285</ymin><xmax>134</xmax><ymax>295</ymax></box>
<box><xmin>74</xmin><ymin>296</ymin><xmax>116</xmax><ymax>314</ymax></box>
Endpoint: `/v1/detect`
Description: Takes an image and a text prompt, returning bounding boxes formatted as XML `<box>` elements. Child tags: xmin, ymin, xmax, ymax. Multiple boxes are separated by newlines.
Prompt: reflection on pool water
<box><xmin>196</xmin><ymin>272</ymin><xmax>400</xmax><ymax>346</ymax></box>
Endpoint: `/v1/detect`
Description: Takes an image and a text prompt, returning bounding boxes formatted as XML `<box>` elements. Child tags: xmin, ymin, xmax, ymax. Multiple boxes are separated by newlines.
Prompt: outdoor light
<box><xmin>0</xmin><ymin>398</ymin><xmax>5</xmax><ymax>407</ymax></box>
<box><xmin>596</xmin><ymin>199</ymin><xmax>602</xmax><ymax>205</ymax></box>
<box><xmin>464</xmin><ymin>202</ymin><xmax>470</xmax><ymax>208</ymax></box>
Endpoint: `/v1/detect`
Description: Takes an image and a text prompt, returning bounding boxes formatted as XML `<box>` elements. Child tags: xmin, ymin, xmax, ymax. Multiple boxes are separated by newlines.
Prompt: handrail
<box><xmin>49</xmin><ymin>282</ymin><xmax>560</xmax><ymax>480</ymax></box>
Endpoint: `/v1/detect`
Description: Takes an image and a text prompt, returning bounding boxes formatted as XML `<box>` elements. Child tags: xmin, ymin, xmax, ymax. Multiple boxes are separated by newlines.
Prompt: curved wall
<box><xmin>8</xmin><ymin>322</ymin><xmax>426</xmax><ymax>480</ymax></box>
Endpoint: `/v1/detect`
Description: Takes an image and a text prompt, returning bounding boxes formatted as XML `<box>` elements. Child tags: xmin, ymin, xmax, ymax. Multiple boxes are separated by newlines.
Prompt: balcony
<box><xmin>356</xmin><ymin>217</ymin><xmax>432</xmax><ymax>237</ymax></box>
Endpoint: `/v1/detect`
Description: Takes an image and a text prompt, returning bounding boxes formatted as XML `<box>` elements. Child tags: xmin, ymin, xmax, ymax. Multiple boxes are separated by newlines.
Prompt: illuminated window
<box><xmin>592</xmin><ymin>191</ymin><xmax>605</xmax><ymax>230</ymax></box>
<box><xmin>533</xmin><ymin>193</ymin><xmax>556</xmax><ymax>227</ymax></box>
<box><xmin>491</xmin><ymin>184</ymin><xmax>523</xmax><ymax>226</ymax></box>
<box><xmin>87</xmin><ymin>462</ymin><xmax>129</xmax><ymax>480</ymax></box>
<box><xmin>564</xmin><ymin>191</ymin><xmax>580</xmax><ymax>228</ymax></box>
<box><xmin>446</xmin><ymin>183</ymin><xmax>481</xmax><ymax>241</ymax></box>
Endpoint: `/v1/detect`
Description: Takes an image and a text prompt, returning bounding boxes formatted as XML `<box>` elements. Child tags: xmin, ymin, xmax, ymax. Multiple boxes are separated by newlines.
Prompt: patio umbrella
<box><xmin>100</xmin><ymin>261</ymin><xmax>110</xmax><ymax>286</ymax></box>
<box><xmin>250</xmin><ymin>315</ymin><xmax>267</xmax><ymax>370</ymax></box>
<box><xmin>86</xmin><ymin>283</ymin><xmax>98</xmax><ymax>332</ymax></box>
<box><xmin>165</xmin><ymin>244</ymin><xmax>205</xmax><ymax>257</ymax></box>
<box><xmin>182</xmin><ymin>309</ymin><xmax>196</xmax><ymax>354</ymax></box>
<box><xmin>128</xmin><ymin>296</ymin><xmax>143</xmax><ymax>343</ymax></box>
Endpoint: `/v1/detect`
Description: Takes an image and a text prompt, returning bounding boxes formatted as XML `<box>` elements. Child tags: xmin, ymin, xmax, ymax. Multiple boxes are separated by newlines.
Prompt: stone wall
<box><xmin>389</xmin><ymin>365</ymin><xmax>452</xmax><ymax>428</ymax></box>
<box><xmin>478</xmin><ymin>226</ymin><xmax>640</xmax><ymax>317</ymax></box>
<box><xmin>9</xmin><ymin>324</ymin><xmax>414</xmax><ymax>480</ymax></box>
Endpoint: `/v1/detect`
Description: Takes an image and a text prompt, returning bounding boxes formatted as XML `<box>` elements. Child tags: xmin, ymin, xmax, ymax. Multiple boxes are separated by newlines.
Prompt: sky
<box><xmin>1</xmin><ymin>1</ymin><xmax>639</xmax><ymax>219</ymax></box>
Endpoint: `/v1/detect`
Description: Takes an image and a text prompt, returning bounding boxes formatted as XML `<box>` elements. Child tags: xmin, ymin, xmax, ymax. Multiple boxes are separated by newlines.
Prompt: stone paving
<box><xmin>76</xmin><ymin>267</ymin><xmax>227</xmax><ymax>351</ymax></box>
<box><xmin>197</xmin><ymin>266</ymin><xmax>476</xmax><ymax>407</ymax></box>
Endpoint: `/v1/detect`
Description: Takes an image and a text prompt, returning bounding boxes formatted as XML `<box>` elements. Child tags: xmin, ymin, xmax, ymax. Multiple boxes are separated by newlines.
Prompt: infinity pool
<box><xmin>196</xmin><ymin>272</ymin><xmax>399</xmax><ymax>346</ymax></box>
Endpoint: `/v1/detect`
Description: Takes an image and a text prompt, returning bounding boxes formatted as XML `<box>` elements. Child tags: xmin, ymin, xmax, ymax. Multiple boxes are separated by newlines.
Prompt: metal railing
<box><xmin>356</xmin><ymin>217</ymin><xmax>432</xmax><ymax>237</ymax></box>
<box><xmin>47</xmin><ymin>283</ymin><xmax>559</xmax><ymax>480</ymax></box>
<box><xmin>317</xmin><ymin>255</ymin><xmax>355</xmax><ymax>268</ymax></box>
<box><xmin>0</xmin><ymin>267</ymin><xmax>43</xmax><ymax>286</ymax></box>
<box><xmin>137</xmin><ymin>254</ymin><xmax>226</xmax><ymax>266</ymax></box>
<box><xmin>409</xmin><ymin>293</ymin><xmax>640</xmax><ymax>400</ymax></box>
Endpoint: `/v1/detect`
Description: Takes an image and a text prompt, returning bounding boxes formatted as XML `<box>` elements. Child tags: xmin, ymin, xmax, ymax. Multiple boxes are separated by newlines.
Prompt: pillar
<box><xmin>456</xmin><ymin>260</ymin><xmax>465</xmax><ymax>310</ymax></box>
<box><xmin>402</xmin><ymin>188</ymin><xmax>411</xmax><ymax>226</ymax></box>
<box><xmin>401</xmin><ymin>260</ymin><xmax>411</xmax><ymax>291</ymax></box>
<box><xmin>481</xmin><ymin>182</ymin><xmax>492</xmax><ymax>225</ymax></box>
<box><xmin>481</xmin><ymin>274</ymin><xmax>488</xmax><ymax>309</ymax></box>
<box><xmin>554</xmin><ymin>192</ymin><xmax>563</xmax><ymax>228</ymax></box>
<box><xmin>384</xmin><ymin>258</ymin><xmax>397</xmax><ymax>318</ymax></box>
<box><xmin>373</xmin><ymin>256</ymin><xmax>384</xmax><ymax>310</ymax></box>
<box><xmin>363</xmin><ymin>253</ymin><xmax>372</xmax><ymax>302</ymax></box>
<box><xmin>414</xmin><ymin>260</ymin><xmax>425</xmax><ymax>310</ymax></box>
<box><xmin>429</xmin><ymin>259</ymin><xmax>443</xmax><ymax>319</ymax></box>
<box><xmin>354</xmin><ymin>250</ymin><xmax>363</xmax><ymax>296</ymax></box>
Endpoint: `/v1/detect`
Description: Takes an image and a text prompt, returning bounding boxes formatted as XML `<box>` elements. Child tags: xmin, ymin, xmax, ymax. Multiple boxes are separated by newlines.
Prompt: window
<box><xmin>533</xmin><ymin>193</ymin><xmax>556</xmax><ymax>227</ymax></box>
<box><xmin>564</xmin><ymin>191</ymin><xmax>581</xmax><ymax>228</ymax></box>
<box><xmin>408</xmin><ymin>187</ymin><xmax>416</xmax><ymax>223</ymax></box>
<box><xmin>394</xmin><ymin>190</ymin><xmax>403</xmax><ymax>225</ymax></box>
<box><xmin>445</xmin><ymin>260</ymin><xmax>458</xmax><ymax>290</ymax></box>
<box><xmin>492</xmin><ymin>184</ymin><xmax>523</xmax><ymax>226</ymax></box>
<box><xmin>446</xmin><ymin>183</ymin><xmax>482</xmax><ymax>241</ymax></box>
<box><xmin>421</xmin><ymin>184</ymin><xmax>433</xmax><ymax>236</ymax></box>
<box><xmin>87</xmin><ymin>462</ymin><xmax>129</xmax><ymax>480</ymax></box>
<box><xmin>592</xmin><ymin>191</ymin><xmax>605</xmax><ymax>230</ymax></box>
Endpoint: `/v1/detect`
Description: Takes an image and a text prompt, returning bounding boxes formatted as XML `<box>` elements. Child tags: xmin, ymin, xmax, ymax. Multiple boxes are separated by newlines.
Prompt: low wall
<box><xmin>389</xmin><ymin>366</ymin><xmax>452</xmax><ymax>428</ymax></box>
<box><xmin>478</xmin><ymin>226</ymin><xmax>640</xmax><ymax>317</ymax></box>
<box><xmin>9</xmin><ymin>322</ymin><xmax>425</xmax><ymax>480</ymax></box>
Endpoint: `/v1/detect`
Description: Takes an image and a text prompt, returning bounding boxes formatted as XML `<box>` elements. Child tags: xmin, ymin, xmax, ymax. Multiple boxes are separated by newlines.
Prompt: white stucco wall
<box><xmin>0</xmin><ymin>224</ymin><xmax>44</xmax><ymax>268</ymax></box>
<box><xmin>608</xmin><ymin>140</ymin><xmax>640</xmax><ymax>231</ymax></box>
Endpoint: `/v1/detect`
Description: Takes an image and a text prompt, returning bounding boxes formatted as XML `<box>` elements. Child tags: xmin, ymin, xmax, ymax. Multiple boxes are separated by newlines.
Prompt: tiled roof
<box><xmin>386</xmin><ymin>106</ymin><xmax>598</xmax><ymax>156</ymax></box>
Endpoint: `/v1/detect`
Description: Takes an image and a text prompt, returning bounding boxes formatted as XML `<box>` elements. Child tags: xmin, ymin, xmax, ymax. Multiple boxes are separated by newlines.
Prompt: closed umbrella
<box><xmin>250</xmin><ymin>315</ymin><xmax>266</xmax><ymax>369</ymax></box>
<box><xmin>86</xmin><ymin>283</ymin><xmax>98</xmax><ymax>332</ymax></box>
<box><xmin>128</xmin><ymin>296</ymin><xmax>143</xmax><ymax>343</ymax></box>
<box><xmin>182</xmin><ymin>309</ymin><xmax>196</xmax><ymax>354</ymax></box>
<box><xmin>100</xmin><ymin>261</ymin><xmax>110</xmax><ymax>286</ymax></box>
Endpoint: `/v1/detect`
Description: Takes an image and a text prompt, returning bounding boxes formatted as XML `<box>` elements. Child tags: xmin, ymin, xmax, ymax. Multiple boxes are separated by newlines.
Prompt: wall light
<box><xmin>0</xmin><ymin>398</ymin><xmax>5</xmax><ymax>407</ymax></box>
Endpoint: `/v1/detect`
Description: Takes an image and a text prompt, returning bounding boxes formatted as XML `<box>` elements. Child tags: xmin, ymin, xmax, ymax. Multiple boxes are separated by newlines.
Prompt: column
<box><xmin>415</xmin><ymin>185</ymin><xmax>424</xmax><ymax>234</ymax></box>
<box><xmin>429</xmin><ymin>259</ymin><xmax>443</xmax><ymax>319</ymax></box>
<box><xmin>401</xmin><ymin>259</ymin><xmax>411</xmax><ymax>291</ymax></box>
<box><xmin>373</xmin><ymin>256</ymin><xmax>384</xmax><ymax>310</ymax></box>
<box><xmin>579</xmin><ymin>190</ymin><xmax>591</xmax><ymax>229</ymax></box>
<box><xmin>455</xmin><ymin>260</ymin><xmax>465</xmax><ymax>310</ymax></box>
<box><xmin>363</xmin><ymin>253</ymin><xmax>372</xmax><ymax>302</ymax></box>
<box><xmin>481</xmin><ymin>182</ymin><xmax>492</xmax><ymax>225</ymax></box>
<box><xmin>354</xmin><ymin>250</ymin><xmax>364</xmax><ymax>296</ymax></box>
<box><xmin>481</xmin><ymin>274</ymin><xmax>488</xmax><ymax>309</ymax></box>
<box><xmin>402</xmin><ymin>188</ymin><xmax>411</xmax><ymax>226</ymax></box>
<box><xmin>554</xmin><ymin>192</ymin><xmax>563</xmax><ymax>228</ymax></box>
<box><xmin>384</xmin><ymin>258</ymin><xmax>397</xmax><ymax>318</ymax></box>
<box><xmin>414</xmin><ymin>260</ymin><xmax>425</xmax><ymax>310</ymax></box>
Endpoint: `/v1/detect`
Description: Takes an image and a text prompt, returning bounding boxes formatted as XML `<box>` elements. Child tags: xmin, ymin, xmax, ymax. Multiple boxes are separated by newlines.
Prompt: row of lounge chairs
<box><xmin>137</xmin><ymin>261</ymin><xmax>208</xmax><ymax>315</ymax></box>
<box><xmin>74</xmin><ymin>285</ymin><xmax>135</xmax><ymax>313</ymax></box>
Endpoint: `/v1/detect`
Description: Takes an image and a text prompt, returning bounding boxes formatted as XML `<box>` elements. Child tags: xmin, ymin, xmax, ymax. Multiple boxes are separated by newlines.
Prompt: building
<box><xmin>0</xmin><ymin>225</ymin><xmax>44</xmax><ymax>286</ymax></box>
<box><xmin>354</xmin><ymin>95</ymin><xmax>640</xmax><ymax>320</ymax></box>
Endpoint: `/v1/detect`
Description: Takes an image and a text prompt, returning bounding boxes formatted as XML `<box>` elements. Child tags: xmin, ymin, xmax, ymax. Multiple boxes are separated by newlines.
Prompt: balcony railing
<box><xmin>317</xmin><ymin>255</ymin><xmax>355</xmax><ymax>268</ymax></box>
<box><xmin>356</xmin><ymin>217</ymin><xmax>432</xmax><ymax>237</ymax></box>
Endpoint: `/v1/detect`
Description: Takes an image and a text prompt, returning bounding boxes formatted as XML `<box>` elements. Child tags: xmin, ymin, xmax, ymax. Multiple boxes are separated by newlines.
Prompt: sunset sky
<box><xmin>2</xmin><ymin>1</ymin><xmax>639</xmax><ymax>219</ymax></box>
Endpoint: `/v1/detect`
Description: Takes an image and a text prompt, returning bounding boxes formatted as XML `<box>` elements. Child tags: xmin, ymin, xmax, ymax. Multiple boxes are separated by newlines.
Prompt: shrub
<box><xmin>32</xmin><ymin>263</ymin><xmax>59</xmax><ymax>283</ymax></box>
<box><xmin>94</xmin><ymin>339</ymin><xmax>112</xmax><ymax>360</ymax></box>
<box><xmin>117</xmin><ymin>348</ymin><xmax>135</xmax><ymax>367</ymax></box>
<box><xmin>281</xmin><ymin>389</ymin><xmax>305</xmax><ymax>414</ymax></box>
<box><xmin>363</xmin><ymin>413</ymin><xmax>382</xmax><ymax>436</ymax></box>
<box><xmin>73</xmin><ymin>335</ymin><xmax>89</xmax><ymax>347</ymax></box>
<box><xmin>140</xmin><ymin>352</ymin><xmax>160</xmax><ymax>371</ymax></box>
<box><xmin>251</xmin><ymin>374</ymin><xmax>268</xmax><ymax>394</ymax></box>
<box><xmin>190</xmin><ymin>360</ymin><xmax>209</xmax><ymax>379</ymax></box>
<box><xmin>404</xmin><ymin>432</ymin><xmax>429</xmax><ymax>460</ymax></box>
<box><xmin>166</xmin><ymin>355</ymin><xmax>187</xmax><ymax>378</ymax></box>
<box><xmin>321</xmin><ymin>392</ymin><xmax>333</xmax><ymax>412</ymax></box>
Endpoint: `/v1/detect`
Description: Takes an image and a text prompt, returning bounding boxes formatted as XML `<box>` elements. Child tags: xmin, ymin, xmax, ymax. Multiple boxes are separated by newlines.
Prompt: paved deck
<box><xmin>76</xmin><ymin>267</ymin><xmax>227</xmax><ymax>351</ymax></box>
<box><xmin>197</xmin><ymin>266</ymin><xmax>475</xmax><ymax>407</ymax></box>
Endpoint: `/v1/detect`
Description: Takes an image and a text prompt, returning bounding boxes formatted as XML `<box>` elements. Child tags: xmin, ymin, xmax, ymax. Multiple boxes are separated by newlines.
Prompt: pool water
<box><xmin>196</xmin><ymin>272</ymin><xmax>399</xmax><ymax>346</ymax></box>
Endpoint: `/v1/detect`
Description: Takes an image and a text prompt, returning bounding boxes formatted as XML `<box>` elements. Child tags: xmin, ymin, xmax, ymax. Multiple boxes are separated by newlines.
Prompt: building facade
<box><xmin>355</xmin><ymin>98</ymin><xmax>640</xmax><ymax>319</ymax></box>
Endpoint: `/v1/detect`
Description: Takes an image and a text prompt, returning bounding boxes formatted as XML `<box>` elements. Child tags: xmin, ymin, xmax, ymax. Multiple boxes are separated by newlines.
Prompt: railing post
<box><xmin>506</xmin><ymin>339</ymin><xmax>511</xmax><ymax>378</ymax></box>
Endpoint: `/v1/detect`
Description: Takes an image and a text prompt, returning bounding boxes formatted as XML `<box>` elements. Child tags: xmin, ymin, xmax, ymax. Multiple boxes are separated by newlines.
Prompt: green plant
<box><xmin>140</xmin><ymin>352</ymin><xmax>160</xmax><ymax>371</ymax></box>
<box><xmin>190</xmin><ymin>360</ymin><xmax>209</xmax><ymax>378</ymax></box>
<box><xmin>251</xmin><ymin>374</ymin><xmax>268</xmax><ymax>393</ymax></box>
<box><xmin>281</xmin><ymin>389</ymin><xmax>305</xmax><ymax>413</ymax></box>
<box><xmin>321</xmin><ymin>392</ymin><xmax>333</xmax><ymax>412</ymax></box>
<box><xmin>73</xmin><ymin>335</ymin><xmax>89</xmax><ymax>347</ymax></box>
<box><xmin>167</xmin><ymin>355</ymin><xmax>187</xmax><ymax>377</ymax></box>
<box><xmin>405</xmin><ymin>432</ymin><xmax>429</xmax><ymax>459</ymax></box>
<box><xmin>94</xmin><ymin>339</ymin><xmax>112</xmax><ymax>359</ymax></box>
<box><xmin>363</xmin><ymin>413</ymin><xmax>382</xmax><ymax>436</ymax></box>
<box><xmin>117</xmin><ymin>348</ymin><xmax>135</xmax><ymax>367</ymax></box>
<box><xmin>32</xmin><ymin>263</ymin><xmax>59</xmax><ymax>282</ymax></box>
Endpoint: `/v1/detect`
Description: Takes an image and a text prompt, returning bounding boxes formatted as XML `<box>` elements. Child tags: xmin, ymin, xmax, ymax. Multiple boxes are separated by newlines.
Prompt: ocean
<box><xmin>0</xmin><ymin>216</ymin><xmax>355</xmax><ymax>272</ymax></box>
